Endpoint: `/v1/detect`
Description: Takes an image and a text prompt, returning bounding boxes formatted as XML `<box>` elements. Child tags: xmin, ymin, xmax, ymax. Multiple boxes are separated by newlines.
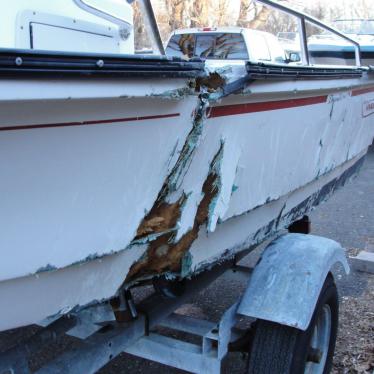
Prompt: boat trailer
<box><xmin>0</xmin><ymin>230</ymin><xmax>349</xmax><ymax>374</ymax></box>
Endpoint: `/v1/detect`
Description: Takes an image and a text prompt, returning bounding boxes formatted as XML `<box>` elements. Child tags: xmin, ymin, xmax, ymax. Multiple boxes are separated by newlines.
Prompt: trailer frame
<box><xmin>0</xmin><ymin>231</ymin><xmax>349</xmax><ymax>374</ymax></box>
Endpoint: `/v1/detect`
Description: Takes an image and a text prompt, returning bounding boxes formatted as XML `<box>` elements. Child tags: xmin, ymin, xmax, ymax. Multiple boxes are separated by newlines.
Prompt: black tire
<box><xmin>247</xmin><ymin>273</ymin><xmax>339</xmax><ymax>374</ymax></box>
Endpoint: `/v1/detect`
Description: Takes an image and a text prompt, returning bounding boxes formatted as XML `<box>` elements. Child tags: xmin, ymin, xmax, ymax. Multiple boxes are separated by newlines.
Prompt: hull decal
<box><xmin>0</xmin><ymin>113</ymin><xmax>180</xmax><ymax>132</ymax></box>
<box><xmin>208</xmin><ymin>95</ymin><xmax>328</xmax><ymax>118</ymax></box>
<box><xmin>363</xmin><ymin>99</ymin><xmax>374</xmax><ymax>118</ymax></box>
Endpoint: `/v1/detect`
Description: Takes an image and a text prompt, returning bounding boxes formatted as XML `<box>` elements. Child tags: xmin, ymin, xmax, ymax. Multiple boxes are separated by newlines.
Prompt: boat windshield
<box><xmin>333</xmin><ymin>20</ymin><xmax>374</xmax><ymax>35</ymax></box>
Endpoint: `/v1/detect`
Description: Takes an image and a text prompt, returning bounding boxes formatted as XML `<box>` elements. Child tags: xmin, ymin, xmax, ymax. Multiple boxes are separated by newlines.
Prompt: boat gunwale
<box><xmin>0</xmin><ymin>48</ymin><xmax>205</xmax><ymax>78</ymax></box>
<box><xmin>0</xmin><ymin>48</ymin><xmax>368</xmax><ymax>80</ymax></box>
<box><xmin>246</xmin><ymin>61</ymin><xmax>364</xmax><ymax>80</ymax></box>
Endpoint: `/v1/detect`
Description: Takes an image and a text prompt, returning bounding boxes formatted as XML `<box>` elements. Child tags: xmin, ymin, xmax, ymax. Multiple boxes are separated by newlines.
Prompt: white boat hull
<box><xmin>0</xmin><ymin>151</ymin><xmax>367</xmax><ymax>331</ymax></box>
<box><xmin>1</xmin><ymin>73</ymin><xmax>374</xmax><ymax>331</ymax></box>
<box><xmin>0</xmin><ymin>82</ymin><xmax>199</xmax><ymax>281</ymax></box>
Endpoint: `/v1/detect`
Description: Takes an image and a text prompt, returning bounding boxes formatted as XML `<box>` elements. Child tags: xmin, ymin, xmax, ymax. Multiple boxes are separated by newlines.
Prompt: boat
<box><xmin>0</xmin><ymin>0</ymin><xmax>204</xmax><ymax>331</ymax></box>
<box><xmin>308</xmin><ymin>19</ymin><xmax>374</xmax><ymax>66</ymax></box>
<box><xmin>332</xmin><ymin>19</ymin><xmax>374</xmax><ymax>66</ymax></box>
<box><xmin>0</xmin><ymin>0</ymin><xmax>373</xmax><ymax>333</ymax></box>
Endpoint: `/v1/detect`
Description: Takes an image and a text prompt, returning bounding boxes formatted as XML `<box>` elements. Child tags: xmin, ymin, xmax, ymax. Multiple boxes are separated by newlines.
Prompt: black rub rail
<box><xmin>247</xmin><ymin>62</ymin><xmax>364</xmax><ymax>80</ymax></box>
<box><xmin>0</xmin><ymin>49</ymin><xmax>205</xmax><ymax>78</ymax></box>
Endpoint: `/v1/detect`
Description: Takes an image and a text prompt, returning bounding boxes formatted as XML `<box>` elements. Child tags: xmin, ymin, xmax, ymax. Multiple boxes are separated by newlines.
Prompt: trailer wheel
<box><xmin>247</xmin><ymin>274</ymin><xmax>338</xmax><ymax>374</ymax></box>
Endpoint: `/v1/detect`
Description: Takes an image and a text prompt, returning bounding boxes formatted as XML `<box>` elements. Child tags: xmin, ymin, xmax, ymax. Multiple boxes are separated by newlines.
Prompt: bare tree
<box><xmin>134</xmin><ymin>0</ymin><xmax>374</xmax><ymax>51</ymax></box>
<box><xmin>351</xmin><ymin>0</ymin><xmax>374</xmax><ymax>18</ymax></box>
<box><xmin>165</xmin><ymin>0</ymin><xmax>193</xmax><ymax>29</ymax></box>
<box><xmin>248</xmin><ymin>5</ymin><xmax>271</xmax><ymax>29</ymax></box>
<box><xmin>237</xmin><ymin>0</ymin><xmax>254</xmax><ymax>27</ymax></box>
<box><xmin>216</xmin><ymin>0</ymin><xmax>231</xmax><ymax>27</ymax></box>
<box><xmin>190</xmin><ymin>0</ymin><xmax>212</xmax><ymax>27</ymax></box>
<box><xmin>237</xmin><ymin>1</ymin><xmax>274</xmax><ymax>30</ymax></box>
<box><xmin>132</xmin><ymin>2</ymin><xmax>152</xmax><ymax>50</ymax></box>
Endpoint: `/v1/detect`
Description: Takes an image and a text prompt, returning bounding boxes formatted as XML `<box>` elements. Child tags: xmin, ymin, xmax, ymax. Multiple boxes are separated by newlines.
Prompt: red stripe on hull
<box><xmin>0</xmin><ymin>113</ymin><xmax>180</xmax><ymax>132</ymax></box>
<box><xmin>208</xmin><ymin>95</ymin><xmax>328</xmax><ymax>118</ymax></box>
<box><xmin>351</xmin><ymin>86</ymin><xmax>374</xmax><ymax>97</ymax></box>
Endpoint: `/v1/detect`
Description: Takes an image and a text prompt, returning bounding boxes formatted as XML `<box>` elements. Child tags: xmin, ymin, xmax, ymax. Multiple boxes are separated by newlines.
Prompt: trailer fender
<box><xmin>237</xmin><ymin>233</ymin><xmax>349</xmax><ymax>330</ymax></box>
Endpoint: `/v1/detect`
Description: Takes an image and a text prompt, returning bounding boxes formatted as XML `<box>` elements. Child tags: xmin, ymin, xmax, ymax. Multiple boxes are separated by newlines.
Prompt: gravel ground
<box><xmin>1</xmin><ymin>150</ymin><xmax>373</xmax><ymax>373</ymax></box>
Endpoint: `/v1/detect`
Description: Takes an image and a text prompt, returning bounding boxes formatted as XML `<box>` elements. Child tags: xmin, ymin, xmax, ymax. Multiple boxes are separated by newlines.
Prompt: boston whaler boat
<box><xmin>0</xmin><ymin>0</ymin><xmax>373</xmax><ymax>340</ymax></box>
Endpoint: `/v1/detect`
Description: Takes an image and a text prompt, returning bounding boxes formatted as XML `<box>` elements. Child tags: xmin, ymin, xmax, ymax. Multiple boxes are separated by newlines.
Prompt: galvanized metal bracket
<box><xmin>237</xmin><ymin>233</ymin><xmax>349</xmax><ymax>331</ymax></box>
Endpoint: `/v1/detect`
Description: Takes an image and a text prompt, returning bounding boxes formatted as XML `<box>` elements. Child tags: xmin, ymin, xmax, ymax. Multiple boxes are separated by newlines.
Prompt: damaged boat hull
<box><xmin>126</xmin><ymin>76</ymin><xmax>374</xmax><ymax>281</ymax></box>
<box><xmin>1</xmin><ymin>64</ymin><xmax>374</xmax><ymax>331</ymax></box>
<box><xmin>0</xmin><ymin>150</ymin><xmax>367</xmax><ymax>331</ymax></box>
